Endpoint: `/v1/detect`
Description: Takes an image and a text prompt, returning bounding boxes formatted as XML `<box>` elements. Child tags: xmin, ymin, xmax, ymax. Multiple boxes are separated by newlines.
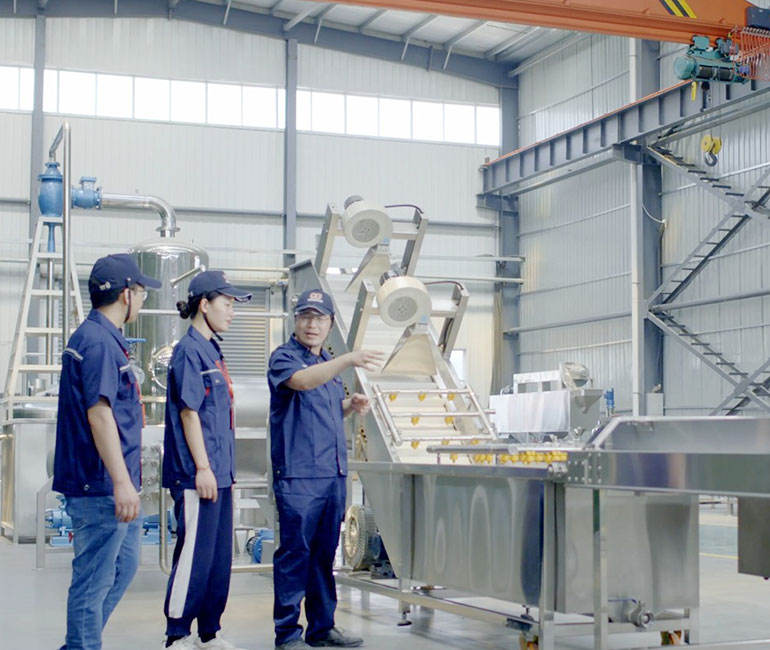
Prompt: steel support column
<box><xmin>629</xmin><ymin>39</ymin><xmax>662</xmax><ymax>415</ymax></box>
<box><xmin>493</xmin><ymin>86</ymin><xmax>520</xmax><ymax>392</ymax></box>
<box><xmin>283</xmin><ymin>38</ymin><xmax>297</xmax><ymax>270</ymax></box>
<box><xmin>28</xmin><ymin>14</ymin><xmax>46</xmax><ymax>242</ymax></box>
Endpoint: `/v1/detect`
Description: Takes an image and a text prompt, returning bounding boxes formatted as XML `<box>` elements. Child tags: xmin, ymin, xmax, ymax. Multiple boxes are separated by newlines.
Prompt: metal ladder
<box><xmin>644</xmin><ymin>145</ymin><xmax>770</xmax><ymax>415</ymax></box>
<box><xmin>3</xmin><ymin>216</ymin><xmax>85</xmax><ymax>422</ymax></box>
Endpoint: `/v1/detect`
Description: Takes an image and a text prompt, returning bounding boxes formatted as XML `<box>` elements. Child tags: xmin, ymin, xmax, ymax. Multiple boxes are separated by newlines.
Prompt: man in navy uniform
<box><xmin>268</xmin><ymin>289</ymin><xmax>384</xmax><ymax>650</ymax></box>
<box><xmin>54</xmin><ymin>253</ymin><xmax>161</xmax><ymax>650</ymax></box>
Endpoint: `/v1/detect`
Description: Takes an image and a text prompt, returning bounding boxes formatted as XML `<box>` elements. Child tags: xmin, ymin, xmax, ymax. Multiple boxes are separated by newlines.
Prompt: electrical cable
<box><xmin>642</xmin><ymin>203</ymin><xmax>666</xmax><ymax>224</ymax></box>
<box><xmin>384</xmin><ymin>203</ymin><xmax>424</xmax><ymax>213</ymax></box>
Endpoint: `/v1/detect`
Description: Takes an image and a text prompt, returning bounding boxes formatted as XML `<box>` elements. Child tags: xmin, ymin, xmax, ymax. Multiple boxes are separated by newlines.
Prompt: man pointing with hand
<box><xmin>268</xmin><ymin>289</ymin><xmax>384</xmax><ymax>650</ymax></box>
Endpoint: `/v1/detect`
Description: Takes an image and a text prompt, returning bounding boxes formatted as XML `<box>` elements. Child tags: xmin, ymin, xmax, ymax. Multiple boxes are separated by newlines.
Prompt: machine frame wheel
<box><xmin>343</xmin><ymin>504</ymin><xmax>378</xmax><ymax>570</ymax></box>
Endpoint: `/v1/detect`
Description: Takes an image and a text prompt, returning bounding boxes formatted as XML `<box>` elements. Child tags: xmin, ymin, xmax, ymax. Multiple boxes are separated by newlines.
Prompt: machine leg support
<box><xmin>397</xmin><ymin>603</ymin><xmax>412</xmax><ymax>626</ymax></box>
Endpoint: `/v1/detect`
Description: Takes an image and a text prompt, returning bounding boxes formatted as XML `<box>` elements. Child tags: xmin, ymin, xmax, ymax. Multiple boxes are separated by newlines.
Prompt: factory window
<box><xmin>96</xmin><ymin>74</ymin><xmax>133</xmax><ymax>119</ymax></box>
<box><xmin>243</xmin><ymin>85</ymin><xmax>278</xmax><ymax>128</ymax></box>
<box><xmin>277</xmin><ymin>88</ymin><xmax>286</xmax><ymax>129</ymax></box>
<box><xmin>19</xmin><ymin>68</ymin><xmax>34</xmax><ymax>111</ymax></box>
<box><xmin>207</xmin><ymin>82</ymin><xmax>242</xmax><ymax>126</ymax></box>
<box><xmin>346</xmin><ymin>95</ymin><xmax>378</xmax><ymax>136</ymax></box>
<box><xmin>378</xmin><ymin>97</ymin><xmax>411</xmax><ymax>139</ymax></box>
<box><xmin>171</xmin><ymin>80</ymin><xmax>206</xmax><ymax>123</ymax></box>
<box><xmin>27</xmin><ymin>66</ymin><xmax>500</xmax><ymax>148</ymax></box>
<box><xmin>444</xmin><ymin>103</ymin><xmax>476</xmax><ymax>144</ymax></box>
<box><xmin>58</xmin><ymin>70</ymin><xmax>96</xmax><ymax>116</ymax></box>
<box><xmin>43</xmin><ymin>69</ymin><xmax>57</xmax><ymax>112</ymax></box>
<box><xmin>311</xmin><ymin>91</ymin><xmax>346</xmax><ymax>134</ymax></box>
<box><xmin>134</xmin><ymin>76</ymin><xmax>169</xmax><ymax>121</ymax></box>
<box><xmin>412</xmin><ymin>100</ymin><xmax>444</xmax><ymax>142</ymax></box>
<box><xmin>0</xmin><ymin>66</ymin><xmax>22</xmax><ymax>110</ymax></box>
<box><xmin>476</xmin><ymin>105</ymin><xmax>501</xmax><ymax>147</ymax></box>
<box><xmin>296</xmin><ymin>89</ymin><xmax>312</xmax><ymax>130</ymax></box>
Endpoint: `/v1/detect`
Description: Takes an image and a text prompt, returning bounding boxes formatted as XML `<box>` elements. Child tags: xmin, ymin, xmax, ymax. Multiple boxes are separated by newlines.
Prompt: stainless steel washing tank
<box><xmin>125</xmin><ymin>238</ymin><xmax>208</xmax><ymax>424</ymax></box>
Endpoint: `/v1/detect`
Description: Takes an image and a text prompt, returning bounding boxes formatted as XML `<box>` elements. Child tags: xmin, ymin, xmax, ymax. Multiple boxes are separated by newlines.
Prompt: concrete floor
<box><xmin>2</xmin><ymin>504</ymin><xmax>770</xmax><ymax>650</ymax></box>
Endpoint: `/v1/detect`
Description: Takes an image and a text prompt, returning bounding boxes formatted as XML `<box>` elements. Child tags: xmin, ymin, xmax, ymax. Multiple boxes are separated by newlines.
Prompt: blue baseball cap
<box><xmin>89</xmin><ymin>253</ymin><xmax>162</xmax><ymax>293</ymax></box>
<box><xmin>188</xmin><ymin>270</ymin><xmax>252</xmax><ymax>302</ymax></box>
<box><xmin>295</xmin><ymin>288</ymin><xmax>334</xmax><ymax>317</ymax></box>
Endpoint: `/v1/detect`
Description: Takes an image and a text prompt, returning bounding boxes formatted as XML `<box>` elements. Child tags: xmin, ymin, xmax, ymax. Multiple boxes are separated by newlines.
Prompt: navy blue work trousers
<box><xmin>273</xmin><ymin>476</ymin><xmax>346</xmax><ymax>646</ymax></box>
<box><xmin>164</xmin><ymin>487</ymin><xmax>233</xmax><ymax>638</ymax></box>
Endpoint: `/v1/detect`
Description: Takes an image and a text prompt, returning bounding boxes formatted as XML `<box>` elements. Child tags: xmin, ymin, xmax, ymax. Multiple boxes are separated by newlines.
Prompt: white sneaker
<box><xmin>196</xmin><ymin>632</ymin><xmax>248</xmax><ymax>650</ymax></box>
<box><xmin>165</xmin><ymin>638</ymin><xmax>195</xmax><ymax>649</ymax></box>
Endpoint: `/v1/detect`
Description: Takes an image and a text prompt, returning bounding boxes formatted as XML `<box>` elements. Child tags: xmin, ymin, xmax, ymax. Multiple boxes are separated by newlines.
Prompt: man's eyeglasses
<box><xmin>296</xmin><ymin>313</ymin><xmax>331</xmax><ymax>324</ymax></box>
<box><xmin>130</xmin><ymin>286</ymin><xmax>148</xmax><ymax>301</ymax></box>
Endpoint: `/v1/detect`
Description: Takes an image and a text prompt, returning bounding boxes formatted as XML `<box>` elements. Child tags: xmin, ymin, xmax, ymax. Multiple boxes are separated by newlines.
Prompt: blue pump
<box><xmin>604</xmin><ymin>388</ymin><xmax>615</xmax><ymax>417</ymax></box>
<box><xmin>38</xmin><ymin>164</ymin><xmax>105</xmax><ymax>255</ymax></box>
<box><xmin>37</xmin><ymin>161</ymin><xmax>63</xmax><ymax>253</ymax></box>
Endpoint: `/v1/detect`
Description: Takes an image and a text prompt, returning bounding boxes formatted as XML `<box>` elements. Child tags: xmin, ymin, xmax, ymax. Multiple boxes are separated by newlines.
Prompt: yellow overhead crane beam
<box><xmin>310</xmin><ymin>0</ymin><xmax>758</xmax><ymax>45</ymax></box>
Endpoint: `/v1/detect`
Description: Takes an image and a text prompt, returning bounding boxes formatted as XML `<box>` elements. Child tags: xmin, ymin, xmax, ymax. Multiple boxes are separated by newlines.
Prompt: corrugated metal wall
<box><xmin>0</xmin><ymin>16</ymin><xmax>34</xmax><ymax>64</ymax></box>
<box><xmin>297</xmin><ymin>44</ymin><xmax>498</xmax><ymax>104</ymax></box>
<box><xmin>0</xmin><ymin>17</ymin><xmax>499</xmax><ymax>402</ymax></box>
<box><xmin>517</xmin><ymin>163</ymin><xmax>632</xmax><ymax>411</ymax></box>
<box><xmin>518</xmin><ymin>35</ymin><xmax>628</xmax><ymax>146</ymax></box>
<box><xmin>47</xmin><ymin>18</ymin><xmax>286</xmax><ymax>84</ymax></box>
<box><xmin>0</xmin><ymin>108</ymin><xmax>32</xmax><ymax>395</ymax></box>
<box><xmin>514</xmin><ymin>35</ymin><xmax>633</xmax><ymax>410</ymax></box>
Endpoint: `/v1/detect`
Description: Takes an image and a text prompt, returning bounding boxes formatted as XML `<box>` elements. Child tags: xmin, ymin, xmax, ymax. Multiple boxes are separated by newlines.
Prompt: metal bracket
<box><xmin>476</xmin><ymin>193</ymin><xmax>518</xmax><ymax>214</ymax></box>
<box><xmin>611</xmin><ymin>143</ymin><xmax>645</xmax><ymax>164</ymax></box>
<box><xmin>315</xmin><ymin>203</ymin><xmax>428</xmax><ymax>279</ymax></box>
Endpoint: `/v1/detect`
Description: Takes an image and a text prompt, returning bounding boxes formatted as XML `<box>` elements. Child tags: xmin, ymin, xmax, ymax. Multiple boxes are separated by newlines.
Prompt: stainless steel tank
<box><xmin>126</xmin><ymin>238</ymin><xmax>208</xmax><ymax>424</ymax></box>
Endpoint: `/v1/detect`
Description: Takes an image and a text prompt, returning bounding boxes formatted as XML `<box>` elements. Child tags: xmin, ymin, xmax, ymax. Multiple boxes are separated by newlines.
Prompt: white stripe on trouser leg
<box><xmin>169</xmin><ymin>489</ymin><xmax>200</xmax><ymax>618</ymax></box>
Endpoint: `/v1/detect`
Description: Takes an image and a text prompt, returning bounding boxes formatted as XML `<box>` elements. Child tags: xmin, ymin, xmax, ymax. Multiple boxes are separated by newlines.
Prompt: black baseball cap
<box><xmin>89</xmin><ymin>253</ymin><xmax>162</xmax><ymax>293</ymax></box>
<box><xmin>188</xmin><ymin>270</ymin><xmax>252</xmax><ymax>302</ymax></box>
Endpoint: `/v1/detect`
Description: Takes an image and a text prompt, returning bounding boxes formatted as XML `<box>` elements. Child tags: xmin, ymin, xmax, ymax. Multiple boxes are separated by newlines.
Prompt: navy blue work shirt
<box><xmin>268</xmin><ymin>335</ymin><xmax>347</xmax><ymax>479</ymax></box>
<box><xmin>53</xmin><ymin>310</ymin><xmax>143</xmax><ymax>497</ymax></box>
<box><xmin>163</xmin><ymin>326</ymin><xmax>236</xmax><ymax>490</ymax></box>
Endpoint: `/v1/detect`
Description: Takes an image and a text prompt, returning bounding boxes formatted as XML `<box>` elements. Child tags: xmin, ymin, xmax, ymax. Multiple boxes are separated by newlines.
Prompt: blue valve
<box><xmin>604</xmin><ymin>388</ymin><xmax>615</xmax><ymax>416</ymax></box>
<box><xmin>71</xmin><ymin>176</ymin><xmax>102</xmax><ymax>209</ymax></box>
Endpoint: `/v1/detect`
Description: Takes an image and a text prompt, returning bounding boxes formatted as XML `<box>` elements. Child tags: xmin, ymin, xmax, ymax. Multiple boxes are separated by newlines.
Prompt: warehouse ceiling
<box><xmin>4</xmin><ymin>0</ymin><xmax>586</xmax><ymax>85</ymax></box>
<box><xmin>194</xmin><ymin>0</ymin><xmax>577</xmax><ymax>64</ymax></box>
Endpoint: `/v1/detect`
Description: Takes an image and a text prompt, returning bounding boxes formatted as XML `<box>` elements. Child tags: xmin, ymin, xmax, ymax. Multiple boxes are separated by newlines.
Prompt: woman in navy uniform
<box><xmin>162</xmin><ymin>271</ymin><xmax>252</xmax><ymax>650</ymax></box>
<box><xmin>268</xmin><ymin>288</ymin><xmax>384</xmax><ymax>650</ymax></box>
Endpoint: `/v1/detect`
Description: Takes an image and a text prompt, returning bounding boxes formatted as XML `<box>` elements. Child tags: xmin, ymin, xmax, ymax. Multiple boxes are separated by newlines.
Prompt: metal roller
<box><xmin>375</xmin><ymin>276</ymin><xmax>432</xmax><ymax>328</ymax></box>
<box><xmin>340</xmin><ymin>199</ymin><xmax>393</xmax><ymax>248</ymax></box>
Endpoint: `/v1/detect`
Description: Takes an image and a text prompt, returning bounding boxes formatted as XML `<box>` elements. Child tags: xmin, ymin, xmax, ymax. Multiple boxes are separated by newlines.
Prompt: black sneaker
<box><xmin>307</xmin><ymin>628</ymin><xmax>363</xmax><ymax>648</ymax></box>
<box><xmin>276</xmin><ymin>639</ymin><xmax>312</xmax><ymax>650</ymax></box>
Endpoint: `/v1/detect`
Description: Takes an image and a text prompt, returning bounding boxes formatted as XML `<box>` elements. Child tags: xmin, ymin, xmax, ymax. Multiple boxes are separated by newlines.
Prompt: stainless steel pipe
<box><xmin>48</xmin><ymin>123</ymin><xmax>72</xmax><ymax>346</ymax></box>
<box><xmin>101</xmin><ymin>192</ymin><xmax>179</xmax><ymax>238</ymax></box>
